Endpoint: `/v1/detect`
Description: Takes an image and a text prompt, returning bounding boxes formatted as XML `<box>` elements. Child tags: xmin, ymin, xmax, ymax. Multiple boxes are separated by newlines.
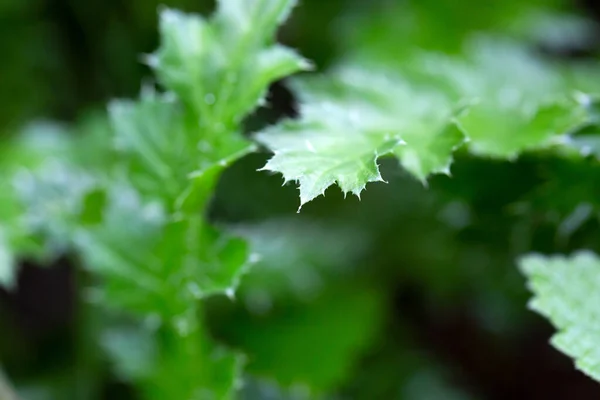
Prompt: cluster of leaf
<box><xmin>1</xmin><ymin>0</ymin><xmax>312</xmax><ymax>398</ymax></box>
<box><xmin>4</xmin><ymin>0</ymin><xmax>600</xmax><ymax>398</ymax></box>
<box><xmin>254</xmin><ymin>0</ymin><xmax>600</xmax><ymax>389</ymax></box>
<box><xmin>258</xmin><ymin>35</ymin><xmax>598</xmax><ymax>207</ymax></box>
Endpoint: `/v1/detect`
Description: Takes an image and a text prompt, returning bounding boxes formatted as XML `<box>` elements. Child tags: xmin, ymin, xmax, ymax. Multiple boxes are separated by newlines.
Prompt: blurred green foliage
<box><xmin>2</xmin><ymin>0</ymin><xmax>600</xmax><ymax>399</ymax></box>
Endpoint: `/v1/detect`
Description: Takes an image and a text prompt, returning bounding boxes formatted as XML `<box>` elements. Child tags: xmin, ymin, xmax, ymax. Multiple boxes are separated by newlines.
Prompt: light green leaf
<box><xmin>257</xmin><ymin>66</ymin><xmax>466</xmax><ymax>208</ymax></box>
<box><xmin>102</xmin><ymin>320</ymin><xmax>244</xmax><ymax>400</ymax></box>
<box><xmin>76</xmin><ymin>183</ymin><xmax>250</xmax><ymax>317</ymax></box>
<box><xmin>74</xmin><ymin>183</ymin><xmax>249</xmax><ymax>398</ymax></box>
<box><xmin>460</xmin><ymin>96</ymin><xmax>588</xmax><ymax>158</ymax></box>
<box><xmin>74</xmin><ymin>185</ymin><xmax>169</xmax><ymax>316</ymax></box>
<box><xmin>152</xmin><ymin>1</ymin><xmax>310</xmax><ymax>130</ymax></box>
<box><xmin>70</xmin><ymin>181</ymin><xmax>248</xmax><ymax>399</ymax></box>
<box><xmin>455</xmin><ymin>42</ymin><xmax>589</xmax><ymax>157</ymax></box>
<box><xmin>109</xmin><ymin>91</ymin><xmax>253</xmax><ymax>209</ymax></box>
<box><xmin>109</xmin><ymin>94</ymin><xmax>192</xmax><ymax>202</ymax></box>
<box><xmin>520</xmin><ymin>251</ymin><xmax>600</xmax><ymax>381</ymax></box>
<box><xmin>403</xmin><ymin>38</ymin><xmax>591</xmax><ymax>158</ymax></box>
<box><xmin>341</xmin><ymin>36</ymin><xmax>591</xmax><ymax>160</ymax></box>
<box><xmin>159</xmin><ymin>216</ymin><xmax>250</xmax><ymax>299</ymax></box>
<box><xmin>0</xmin><ymin>120</ymin><xmax>110</xmax><ymax>287</ymax></box>
<box><xmin>13</xmin><ymin>161</ymin><xmax>98</xmax><ymax>251</ymax></box>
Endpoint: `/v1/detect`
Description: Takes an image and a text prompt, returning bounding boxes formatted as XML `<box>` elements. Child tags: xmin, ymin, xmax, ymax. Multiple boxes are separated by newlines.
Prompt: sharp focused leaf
<box><xmin>520</xmin><ymin>251</ymin><xmax>600</xmax><ymax>382</ymax></box>
<box><xmin>257</xmin><ymin>66</ymin><xmax>466</xmax><ymax>208</ymax></box>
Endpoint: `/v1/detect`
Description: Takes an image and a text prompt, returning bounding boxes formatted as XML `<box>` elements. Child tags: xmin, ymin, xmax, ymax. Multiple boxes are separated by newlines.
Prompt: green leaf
<box><xmin>460</xmin><ymin>96</ymin><xmax>587</xmax><ymax>158</ymax></box>
<box><xmin>74</xmin><ymin>185</ymin><xmax>170</xmax><ymax>316</ymax></box>
<box><xmin>13</xmin><ymin>161</ymin><xmax>98</xmax><ymax>251</ymax></box>
<box><xmin>102</xmin><ymin>319</ymin><xmax>244</xmax><ymax>400</ymax></box>
<box><xmin>152</xmin><ymin>1</ymin><xmax>310</xmax><ymax>130</ymax></box>
<box><xmin>109</xmin><ymin>91</ymin><xmax>253</xmax><ymax>209</ymax></box>
<box><xmin>145</xmin><ymin>320</ymin><xmax>244</xmax><ymax>400</ymax></box>
<box><xmin>405</xmin><ymin>38</ymin><xmax>590</xmax><ymax>158</ymax></box>
<box><xmin>0</xmin><ymin>121</ymin><xmax>108</xmax><ymax>288</ymax></box>
<box><xmin>76</xmin><ymin>183</ymin><xmax>250</xmax><ymax>318</ymax></box>
<box><xmin>221</xmin><ymin>283</ymin><xmax>385</xmax><ymax>393</ymax></box>
<box><xmin>235</xmin><ymin>219</ymin><xmax>366</xmax><ymax>302</ymax></box>
<box><xmin>257</xmin><ymin>66</ymin><xmax>466</xmax><ymax>208</ymax></box>
<box><xmin>75</xmin><ymin>183</ymin><xmax>250</xmax><ymax>399</ymax></box>
<box><xmin>158</xmin><ymin>216</ymin><xmax>250</xmax><ymax>300</ymax></box>
<box><xmin>109</xmin><ymin>94</ymin><xmax>192</xmax><ymax>202</ymax></box>
<box><xmin>91</xmin><ymin>3</ymin><xmax>308</xmax><ymax>397</ymax></box>
<box><xmin>519</xmin><ymin>251</ymin><xmax>600</xmax><ymax>382</ymax></box>
<box><xmin>341</xmin><ymin>35</ymin><xmax>591</xmax><ymax>159</ymax></box>
<box><xmin>114</xmin><ymin>1</ymin><xmax>307</xmax><ymax>213</ymax></box>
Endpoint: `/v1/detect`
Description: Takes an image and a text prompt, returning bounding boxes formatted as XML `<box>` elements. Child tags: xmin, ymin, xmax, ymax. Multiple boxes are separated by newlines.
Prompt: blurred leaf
<box><xmin>145</xmin><ymin>323</ymin><xmax>244</xmax><ymax>400</ymax></box>
<box><xmin>235</xmin><ymin>219</ymin><xmax>367</xmax><ymax>303</ymax></box>
<box><xmin>75</xmin><ymin>183</ymin><xmax>250</xmax><ymax>317</ymax></box>
<box><xmin>101</xmin><ymin>314</ymin><xmax>244</xmax><ymax>400</ymax></box>
<box><xmin>222</xmin><ymin>283</ymin><xmax>386</xmax><ymax>394</ymax></box>
<box><xmin>0</xmin><ymin>122</ymin><xmax>92</xmax><ymax>269</ymax></box>
<box><xmin>76</xmin><ymin>184</ymin><xmax>248</xmax><ymax>399</ymax></box>
<box><xmin>109</xmin><ymin>91</ymin><xmax>253</xmax><ymax>209</ymax></box>
<box><xmin>404</xmin><ymin>37</ymin><xmax>591</xmax><ymax>157</ymax></box>
<box><xmin>152</xmin><ymin>1</ymin><xmax>311</xmax><ymax>131</ymax></box>
<box><xmin>460</xmin><ymin>96</ymin><xmax>586</xmax><ymax>157</ymax></box>
<box><xmin>101</xmin><ymin>324</ymin><xmax>158</xmax><ymax>381</ymax></box>
<box><xmin>340</xmin><ymin>0</ymin><xmax>573</xmax><ymax>58</ymax></box>
<box><xmin>520</xmin><ymin>251</ymin><xmax>600</xmax><ymax>382</ymax></box>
